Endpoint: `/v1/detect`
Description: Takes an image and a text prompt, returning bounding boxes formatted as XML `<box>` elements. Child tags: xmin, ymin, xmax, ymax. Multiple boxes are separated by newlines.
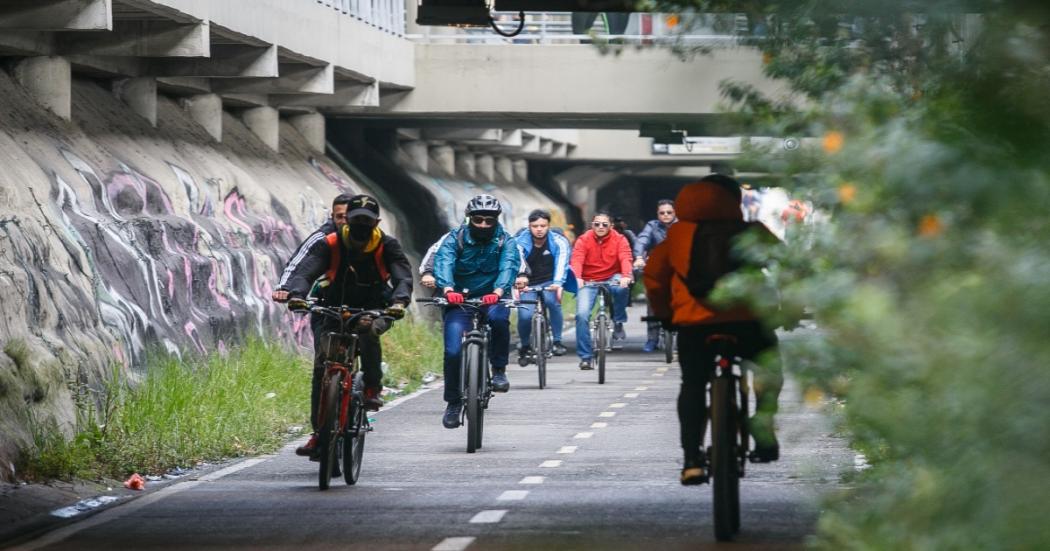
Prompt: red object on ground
<box><xmin>124</xmin><ymin>473</ymin><xmax>145</xmax><ymax>490</ymax></box>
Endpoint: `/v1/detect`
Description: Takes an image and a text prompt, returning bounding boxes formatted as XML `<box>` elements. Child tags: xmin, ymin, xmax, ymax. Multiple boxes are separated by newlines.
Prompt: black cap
<box><xmin>346</xmin><ymin>194</ymin><xmax>380</xmax><ymax>220</ymax></box>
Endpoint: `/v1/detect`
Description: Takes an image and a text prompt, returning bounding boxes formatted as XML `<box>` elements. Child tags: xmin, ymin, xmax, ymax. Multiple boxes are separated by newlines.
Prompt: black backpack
<box><xmin>681</xmin><ymin>220</ymin><xmax>765</xmax><ymax>302</ymax></box>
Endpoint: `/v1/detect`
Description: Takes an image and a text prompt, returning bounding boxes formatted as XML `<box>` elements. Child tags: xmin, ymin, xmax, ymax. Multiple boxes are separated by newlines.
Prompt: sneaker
<box><xmin>551</xmin><ymin>342</ymin><xmax>567</xmax><ymax>356</ymax></box>
<box><xmin>491</xmin><ymin>370</ymin><xmax>510</xmax><ymax>392</ymax></box>
<box><xmin>363</xmin><ymin>386</ymin><xmax>383</xmax><ymax>411</ymax></box>
<box><xmin>642</xmin><ymin>339</ymin><xmax>658</xmax><ymax>353</ymax></box>
<box><xmin>613</xmin><ymin>322</ymin><xmax>626</xmax><ymax>340</ymax></box>
<box><xmin>579</xmin><ymin>359</ymin><xmax>593</xmax><ymax>370</ymax></box>
<box><xmin>681</xmin><ymin>452</ymin><xmax>709</xmax><ymax>485</ymax></box>
<box><xmin>295</xmin><ymin>433</ymin><xmax>318</xmax><ymax>457</ymax></box>
<box><xmin>517</xmin><ymin>346</ymin><xmax>533</xmax><ymax>367</ymax></box>
<box><xmin>443</xmin><ymin>402</ymin><xmax>463</xmax><ymax>429</ymax></box>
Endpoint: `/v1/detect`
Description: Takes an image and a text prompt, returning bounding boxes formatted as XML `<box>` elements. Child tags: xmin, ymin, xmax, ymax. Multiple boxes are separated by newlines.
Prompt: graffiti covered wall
<box><xmin>0</xmin><ymin>72</ymin><xmax>390</xmax><ymax>475</ymax></box>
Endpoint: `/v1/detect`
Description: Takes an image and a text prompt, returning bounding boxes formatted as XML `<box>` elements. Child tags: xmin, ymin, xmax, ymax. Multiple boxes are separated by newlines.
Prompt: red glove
<box><xmin>445</xmin><ymin>291</ymin><xmax>464</xmax><ymax>305</ymax></box>
<box><xmin>481</xmin><ymin>293</ymin><xmax>500</xmax><ymax>305</ymax></box>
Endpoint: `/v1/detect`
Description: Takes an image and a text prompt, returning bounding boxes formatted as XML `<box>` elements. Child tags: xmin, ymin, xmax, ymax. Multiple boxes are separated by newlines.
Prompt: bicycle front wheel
<box><xmin>317</xmin><ymin>372</ymin><xmax>343</xmax><ymax>491</ymax></box>
<box><xmin>343</xmin><ymin>373</ymin><xmax>366</xmax><ymax>485</ymax></box>
<box><xmin>596</xmin><ymin>315</ymin><xmax>607</xmax><ymax>384</ymax></box>
<box><xmin>534</xmin><ymin>314</ymin><xmax>547</xmax><ymax>389</ymax></box>
<box><xmin>711</xmin><ymin>375</ymin><xmax>740</xmax><ymax>541</ymax></box>
<box><xmin>664</xmin><ymin>330</ymin><xmax>675</xmax><ymax>364</ymax></box>
<box><xmin>465</xmin><ymin>343</ymin><xmax>482</xmax><ymax>454</ymax></box>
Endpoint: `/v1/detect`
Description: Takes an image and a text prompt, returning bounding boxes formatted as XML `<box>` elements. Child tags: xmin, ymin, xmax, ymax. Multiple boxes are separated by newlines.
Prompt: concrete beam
<box><xmin>146</xmin><ymin>44</ymin><xmax>278</xmax><ymax>78</ymax></box>
<box><xmin>211</xmin><ymin>63</ymin><xmax>333</xmax><ymax>95</ymax></box>
<box><xmin>220</xmin><ymin>93</ymin><xmax>269</xmax><ymax>107</ymax></box>
<box><xmin>500</xmin><ymin>129</ymin><xmax>523</xmax><ymax>148</ymax></box>
<box><xmin>538</xmin><ymin>138</ymin><xmax>554</xmax><ymax>156</ymax></box>
<box><xmin>157</xmin><ymin>76</ymin><xmax>210</xmax><ymax>95</ymax></box>
<box><xmin>422</xmin><ymin>128</ymin><xmax>501</xmax><ymax>143</ymax></box>
<box><xmin>288</xmin><ymin>112</ymin><xmax>325</xmax><ymax>152</ymax></box>
<box><xmin>551</xmin><ymin>141</ymin><xmax>568</xmax><ymax>158</ymax></box>
<box><xmin>520</xmin><ymin>132</ymin><xmax>540</xmax><ymax>154</ymax></box>
<box><xmin>183</xmin><ymin>93</ymin><xmax>222</xmax><ymax>142</ymax></box>
<box><xmin>14</xmin><ymin>56</ymin><xmax>71</xmax><ymax>120</ymax></box>
<box><xmin>476</xmin><ymin>154</ymin><xmax>494</xmax><ymax>182</ymax></box>
<box><xmin>59</xmin><ymin>19</ymin><xmax>209</xmax><ymax>57</ymax></box>
<box><xmin>0</xmin><ymin>0</ymin><xmax>111</xmax><ymax>31</ymax></box>
<box><xmin>0</xmin><ymin>30</ymin><xmax>53</xmax><ymax>55</ymax></box>
<box><xmin>271</xmin><ymin>80</ymin><xmax>377</xmax><ymax>109</ymax></box>
<box><xmin>113</xmin><ymin>77</ymin><xmax>156</xmax><ymax>126</ymax></box>
<box><xmin>431</xmin><ymin>145</ymin><xmax>455</xmax><ymax>175</ymax></box>
<box><xmin>495</xmin><ymin>156</ymin><xmax>513</xmax><ymax>182</ymax></box>
<box><xmin>402</xmin><ymin>140</ymin><xmax>428</xmax><ymax>172</ymax></box>
<box><xmin>396</xmin><ymin>128</ymin><xmax>421</xmax><ymax>141</ymax></box>
<box><xmin>242</xmin><ymin>106</ymin><xmax>279</xmax><ymax>151</ymax></box>
<box><xmin>456</xmin><ymin>152</ymin><xmax>476</xmax><ymax>180</ymax></box>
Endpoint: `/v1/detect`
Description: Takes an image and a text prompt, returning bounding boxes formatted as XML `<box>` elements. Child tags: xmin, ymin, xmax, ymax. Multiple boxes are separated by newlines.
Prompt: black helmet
<box><xmin>464</xmin><ymin>194</ymin><xmax>502</xmax><ymax>216</ymax></box>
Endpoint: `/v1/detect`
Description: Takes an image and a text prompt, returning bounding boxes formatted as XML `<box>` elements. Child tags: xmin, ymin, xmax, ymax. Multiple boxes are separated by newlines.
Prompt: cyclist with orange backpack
<box><xmin>274</xmin><ymin>194</ymin><xmax>413</xmax><ymax>457</ymax></box>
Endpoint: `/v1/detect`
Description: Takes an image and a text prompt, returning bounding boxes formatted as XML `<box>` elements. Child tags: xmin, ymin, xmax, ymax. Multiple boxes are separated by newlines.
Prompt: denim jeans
<box><xmin>516</xmin><ymin>282</ymin><xmax>564</xmax><ymax>348</ymax></box>
<box><xmin>574</xmin><ymin>275</ymin><xmax>629</xmax><ymax>360</ymax></box>
<box><xmin>442</xmin><ymin>304</ymin><xmax>510</xmax><ymax>404</ymax></box>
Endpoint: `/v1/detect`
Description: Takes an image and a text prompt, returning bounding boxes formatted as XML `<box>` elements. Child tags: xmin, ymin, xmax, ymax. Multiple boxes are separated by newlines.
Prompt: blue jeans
<box><xmin>442</xmin><ymin>304</ymin><xmax>510</xmax><ymax>404</ymax></box>
<box><xmin>517</xmin><ymin>283</ymin><xmax>564</xmax><ymax>348</ymax></box>
<box><xmin>575</xmin><ymin>276</ymin><xmax>629</xmax><ymax>360</ymax></box>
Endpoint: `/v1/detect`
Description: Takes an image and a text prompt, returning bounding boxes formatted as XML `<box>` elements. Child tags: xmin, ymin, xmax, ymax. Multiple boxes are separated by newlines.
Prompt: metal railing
<box><xmin>316</xmin><ymin>0</ymin><xmax>406</xmax><ymax>36</ymax></box>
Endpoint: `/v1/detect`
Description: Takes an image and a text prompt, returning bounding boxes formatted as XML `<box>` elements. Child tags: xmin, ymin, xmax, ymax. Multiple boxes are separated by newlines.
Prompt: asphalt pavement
<box><xmin>9</xmin><ymin>306</ymin><xmax>854</xmax><ymax>550</ymax></box>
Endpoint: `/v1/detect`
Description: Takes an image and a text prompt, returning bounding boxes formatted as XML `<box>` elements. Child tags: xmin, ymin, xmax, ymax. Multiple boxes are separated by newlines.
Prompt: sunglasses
<box><xmin>470</xmin><ymin>215</ymin><xmax>498</xmax><ymax>226</ymax></box>
<box><xmin>658</xmin><ymin>210</ymin><xmax>674</xmax><ymax>215</ymax></box>
<box><xmin>592</xmin><ymin>221</ymin><xmax>611</xmax><ymax>228</ymax></box>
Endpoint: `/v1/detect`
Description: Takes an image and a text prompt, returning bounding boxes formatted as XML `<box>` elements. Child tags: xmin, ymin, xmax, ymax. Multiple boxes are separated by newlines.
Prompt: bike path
<box><xmin>13</xmin><ymin>306</ymin><xmax>853</xmax><ymax>550</ymax></box>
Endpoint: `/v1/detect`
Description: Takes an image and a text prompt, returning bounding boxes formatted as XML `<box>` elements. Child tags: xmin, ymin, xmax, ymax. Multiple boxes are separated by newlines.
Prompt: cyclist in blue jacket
<box><xmin>514</xmin><ymin>209</ymin><xmax>574</xmax><ymax>363</ymax></box>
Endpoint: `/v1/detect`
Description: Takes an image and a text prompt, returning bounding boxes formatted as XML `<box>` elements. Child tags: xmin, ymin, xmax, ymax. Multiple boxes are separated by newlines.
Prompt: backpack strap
<box><xmin>373</xmin><ymin>241</ymin><xmax>389</xmax><ymax>282</ymax></box>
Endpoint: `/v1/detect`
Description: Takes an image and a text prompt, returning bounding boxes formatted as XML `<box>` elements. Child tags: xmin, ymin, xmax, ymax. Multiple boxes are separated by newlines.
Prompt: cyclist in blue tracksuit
<box><xmin>433</xmin><ymin>194</ymin><xmax>521</xmax><ymax>429</ymax></box>
<box><xmin>513</xmin><ymin>209</ymin><xmax>575</xmax><ymax>364</ymax></box>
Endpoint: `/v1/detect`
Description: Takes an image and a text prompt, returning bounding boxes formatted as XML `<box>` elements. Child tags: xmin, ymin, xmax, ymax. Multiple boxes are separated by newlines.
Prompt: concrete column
<box><xmin>113</xmin><ymin>77</ymin><xmax>157</xmax><ymax>126</ymax></box>
<box><xmin>495</xmin><ymin>156</ymin><xmax>513</xmax><ymax>182</ymax></box>
<box><xmin>430</xmin><ymin>145</ymin><xmax>455</xmax><ymax>175</ymax></box>
<box><xmin>14</xmin><ymin>56</ymin><xmax>71</xmax><ymax>120</ymax></box>
<box><xmin>183</xmin><ymin>93</ymin><xmax>222</xmax><ymax>142</ymax></box>
<box><xmin>455</xmin><ymin>151</ymin><xmax>476</xmax><ymax>180</ymax></box>
<box><xmin>242</xmin><ymin>106</ymin><xmax>279</xmax><ymax>151</ymax></box>
<box><xmin>476</xmin><ymin>154</ymin><xmax>494</xmax><ymax>182</ymax></box>
<box><xmin>402</xmin><ymin>140</ymin><xmax>428</xmax><ymax>172</ymax></box>
<box><xmin>512</xmin><ymin>159</ymin><xmax>528</xmax><ymax>184</ymax></box>
<box><xmin>288</xmin><ymin>112</ymin><xmax>325</xmax><ymax>152</ymax></box>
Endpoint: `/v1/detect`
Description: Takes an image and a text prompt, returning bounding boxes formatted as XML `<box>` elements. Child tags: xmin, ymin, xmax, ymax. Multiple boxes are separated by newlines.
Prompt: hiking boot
<box><xmin>551</xmin><ymin>342</ymin><xmax>567</xmax><ymax>356</ymax></box>
<box><xmin>579</xmin><ymin>359</ymin><xmax>593</xmax><ymax>370</ymax></box>
<box><xmin>491</xmin><ymin>370</ymin><xmax>510</xmax><ymax>393</ymax></box>
<box><xmin>517</xmin><ymin>346</ymin><xmax>533</xmax><ymax>367</ymax></box>
<box><xmin>681</xmin><ymin>452</ymin><xmax>709</xmax><ymax>486</ymax></box>
<box><xmin>443</xmin><ymin>402</ymin><xmax>463</xmax><ymax>429</ymax></box>
<box><xmin>642</xmin><ymin>339</ymin><xmax>658</xmax><ymax>353</ymax></box>
<box><xmin>363</xmin><ymin>386</ymin><xmax>383</xmax><ymax>411</ymax></box>
<box><xmin>295</xmin><ymin>434</ymin><xmax>318</xmax><ymax>457</ymax></box>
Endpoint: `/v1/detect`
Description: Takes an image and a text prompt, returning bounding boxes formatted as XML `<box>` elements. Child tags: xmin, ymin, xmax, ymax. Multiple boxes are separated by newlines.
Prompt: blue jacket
<box><xmin>514</xmin><ymin>230</ymin><xmax>577</xmax><ymax>292</ymax></box>
<box><xmin>434</xmin><ymin>225</ymin><xmax>520</xmax><ymax>297</ymax></box>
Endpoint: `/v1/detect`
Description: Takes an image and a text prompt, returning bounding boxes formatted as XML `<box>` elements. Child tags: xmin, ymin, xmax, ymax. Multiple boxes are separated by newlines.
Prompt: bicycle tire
<box><xmin>534</xmin><ymin>313</ymin><xmax>547</xmax><ymax>389</ymax></box>
<box><xmin>317</xmin><ymin>371</ymin><xmax>342</xmax><ymax>491</ymax></box>
<box><xmin>664</xmin><ymin>330</ymin><xmax>675</xmax><ymax>364</ymax></box>
<box><xmin>465</xmin><ymin>343</ymin><xmax>482</xmax><ymax>454</ymax></box>
<box><xmin>711</xmin><ymin>375</ymin><xmax>739</xmax><ymax>541</ymax></box>
<box><xmin>597</xmin><ymin>314</ymin><xmax>607</xmax><ymax>384</ymax></box>
<box><xmin>343</xmin><ymin>373</ymin><xmax>366</xmax><ymax>485</ymax></box>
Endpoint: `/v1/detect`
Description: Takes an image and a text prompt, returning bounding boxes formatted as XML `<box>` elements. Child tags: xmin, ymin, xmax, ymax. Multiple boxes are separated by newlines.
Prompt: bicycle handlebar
<box><xmin>287</xmin><ymin>298</ymin><xmax>405</xmax><ymax>322</ymax></box>
<box><xmin>416</xmin><ymin>297</ymin><xmax>538</xmax><ymax>307</ymax></box>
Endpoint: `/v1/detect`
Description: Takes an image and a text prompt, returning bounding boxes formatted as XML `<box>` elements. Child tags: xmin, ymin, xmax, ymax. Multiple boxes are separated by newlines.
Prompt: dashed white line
<box><xmin>557</xmin><ymin>446</ymin><xmax>578</xmax><ymax>454</ymax></box>
<box><xmin>634</xmin><ymin>386</ymin><xmax>649</xmax><ymax>391</ymax></box>
<box><xmin>653</xmin><ymin>373</ymin><xmax>665</xmax><ymax>377</ymax></box>
<box><xmin>590</xmin><ymin>422</ymin><xmax>608</xmax><ymax>428</ymax></box>
<box><xmin>574</xmin><ymin>432</ymin><xmax>593</xmax><ymax>439</ymax></box>
<box><xmin>624</xmin><ymin>392</ymin><xmax>640</xmax><ymax>398</ymax></box>
<box><xmin>469</xmin><ymin>510</ymin><xmax>508</xmax><ymax>524</ymax></box>
<box><xmin>656</xmin><ymin>367</ymin><xmax>669</xmax><ymax>372</ymax></box>
<box><xmin>519</xmin><ymin>476</ymin><xmax>545</xmax><ymax>484</ymax></box>
<box><xmin>599</xmin><ymin>411</ymin><xmax>616</xmax><ymax>417</ymax></box>
<box><xmin>540</xmin><ymin>460</ymin><xmax>563</xmax><ymax>468</ymax></box>
<box><xmin>433</xmin><ymin>537</ymin><xmax>476</xmax><ymax>551</ymax></box>
<box><xmin>498</xmin><ymin>490</ymin><xmax>530</xmax><ymax>501</ymax></box>
<box><xmin>642</xmin><ymin>380</ymin><xmax>655</xmax><ymax>384</ymax></box>
<box><xmin>609</xmin><ymin>403</ymin><xmax>626</xmax><ymax>408</ymax></box>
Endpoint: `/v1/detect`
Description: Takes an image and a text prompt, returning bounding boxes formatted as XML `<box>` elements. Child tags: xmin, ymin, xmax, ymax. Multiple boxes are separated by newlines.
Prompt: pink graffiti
<box><xmin>207</xmin><ymin>258</ymin><xmax>231</xmax><ymax>310</ymax></box>
<box><xmin>183</xmin><ymin>321</ymin><xmax>206</xmax><ymax>355</ymax></box>
<box><xmin>166</xmin><ymin>270</ymin><xmax>174</xmax><ymax>301</ymax></box>
<box><xmin>223</xmin><ymin>190</ymin><xmax>255</xmax><ymax>243</ymax></box>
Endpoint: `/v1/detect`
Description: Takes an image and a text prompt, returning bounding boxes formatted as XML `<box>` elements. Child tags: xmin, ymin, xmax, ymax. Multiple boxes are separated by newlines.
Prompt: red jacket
<box><xmin>570</xmin><ymin>229</ymin><xmax>633</xmax><ymax>282</ymax></box>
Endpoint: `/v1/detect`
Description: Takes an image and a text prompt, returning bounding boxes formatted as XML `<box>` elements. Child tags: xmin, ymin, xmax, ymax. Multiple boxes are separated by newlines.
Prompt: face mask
<box><xmin>348</xmin><ymin>223</ymin><xmax>373</xmax><ymax>242</ymax></box>
<box><xmin>469</xmin><ymin>224</ymin><xmax>496</xmax><ymax>242</ymax></box>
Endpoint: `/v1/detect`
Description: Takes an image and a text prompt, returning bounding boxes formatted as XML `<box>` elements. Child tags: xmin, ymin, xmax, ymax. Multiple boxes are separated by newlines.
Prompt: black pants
<box><xmin>310</xmin><ymin>314</ymin><xmax>382</xmax><ymax>432</ymax></box>
<box><xmin>676</xmin><ymin>321</ymin><xmax>783</xmax><ymax>461</ymax></box>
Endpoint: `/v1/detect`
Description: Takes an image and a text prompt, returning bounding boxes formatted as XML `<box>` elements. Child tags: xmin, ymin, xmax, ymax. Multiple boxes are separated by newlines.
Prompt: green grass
<box><xmin>382</xmin><ymin>317</ymin><xmax>443</xmax><ymax>394</ymax></box>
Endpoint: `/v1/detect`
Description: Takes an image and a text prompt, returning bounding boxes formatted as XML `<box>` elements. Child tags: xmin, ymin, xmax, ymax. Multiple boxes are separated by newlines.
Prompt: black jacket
<box><xmin>285</xmin><ymin>231</ymin><xmax>413</xmax><ymax>308</ymax></box>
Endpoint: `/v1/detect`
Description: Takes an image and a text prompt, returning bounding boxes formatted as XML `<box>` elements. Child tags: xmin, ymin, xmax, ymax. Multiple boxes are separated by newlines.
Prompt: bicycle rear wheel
<box><xmin>664</xmin><ymin>330</ymin><xmax>675</xmax><ymax>364</ymax></box>
<box><xmin>711</xmin><ymin>375</ymin><xmax>739</xmax><ymax>541</ymax></box>
<box><xmin>465</xmin><ymin>343</ymin><xmax>482</xmax><ymax>454</ymax></box>
<box><xmin>596</xmin><ymin>315</ymin><xmax>607</xmax><ymax>384</ymax></box>
<box><xmin>343</xmin><ymin>373</ymin><xmax>366</xmax><ymax>485</ymax></box>
<box><xmin>317</xmin><ymin>372</ymin><xmax>343</xmax><ymax>491</ymax></box>
<box><xmin>534</xmin><ymin>313</ymin><xmax>547</xmax><ymax>389</ymax></box>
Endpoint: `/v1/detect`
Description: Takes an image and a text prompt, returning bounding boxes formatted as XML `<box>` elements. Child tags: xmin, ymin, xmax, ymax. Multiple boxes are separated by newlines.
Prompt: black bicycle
<box><xmin>519</xmin><ymin>286</ymin><xmax>554</xmax><ymax>389</ymax></box>
<box><xmin>418</xmin><ymin>296</ymin><xmax>535</xmax><ymax>453</ymax></box>
<box><xmin>583</xmin><ymin>282</ymin><xmax>615</xmax><ymax>384</ymax></box>
<box><xmin>289</xmin><ymin>299</ymin><xmax>402</xmax><ymax>490</ymax></box>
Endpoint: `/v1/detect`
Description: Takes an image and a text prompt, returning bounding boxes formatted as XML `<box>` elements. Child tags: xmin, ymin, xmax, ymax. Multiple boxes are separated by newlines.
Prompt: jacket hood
<box><xmin>675</xmin><ymin>181</ymin><xmax>743</xmax><ymax>222</ymax></box>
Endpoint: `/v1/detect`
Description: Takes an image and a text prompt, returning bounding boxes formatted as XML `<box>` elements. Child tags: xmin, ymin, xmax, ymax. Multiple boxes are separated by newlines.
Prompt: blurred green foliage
<box><xmin>652</xmin><ymin>0</ymin><xmax>1050</xmax><ymax>548</ymax></box>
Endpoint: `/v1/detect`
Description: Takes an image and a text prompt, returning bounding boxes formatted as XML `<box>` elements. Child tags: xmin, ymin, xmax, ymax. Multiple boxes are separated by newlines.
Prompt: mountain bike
<box><xmin>583</xmin><ymin>282</ymin><xmax>614</xmax><ymax>384</ymax></box>
<box><xmin>418</xmin><ymin>295</ymin><xmax>535</xmax><ymax>453</ymax></box>
<box><xmin>519</xmin><ymin>285</ymin><xmax>554</xmax><ymax>389</ymax></box>
<box><xmin>289</xmin><ymin>299</ymin><xmax>402</xmax><ymax>490</ymax></box>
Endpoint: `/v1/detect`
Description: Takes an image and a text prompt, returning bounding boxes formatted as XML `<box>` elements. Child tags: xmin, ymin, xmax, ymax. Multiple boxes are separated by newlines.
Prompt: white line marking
<box><xmin>540</xmin><ymin>460</ymin><xmax>563</xmax><ymax>468</ymax></box>
<box><xmin>519</xmin><ymin>476</ymin><xmax>545</xmax><ymax>484</ymax></box>
<box><xmin>623</xmin><ymin>392</ymin><xmax>639</xmax><ymax>398</ymax></box>
<box><xmin>653</xmin><ymin>373</ymin><xmax>665</xmax><ymax>377</ymax></box>
<box><xmin>599</xmin><ymin>411</ymin><xmax>616</xmax><ymax>417</ymax></box>
<box><xmin>433</xmin><ymin>537</ymin><xmax>476</xmax><ymax>551</ymax></box>
<box><xmin>375</xmin><ymin>382</ymin><xmax>442</xmax><ymax>412</ymax></box>
<box><xmin>656</xmin><ymin>367</ymin><xmax>669</xmax><ymax>372</ymax></box>
<box><xmin>469</xmin><ymin>510</ymin><xmax>508</xmax><ymax>524</ymax></box>
<box><xmin>590</xmin><ymin>422</ymin><xmax>608</xmax><ymax>428</ymax></box>
<box><xmin>609</xmin><ymin>403</ymin><xmax>627</xmax><ymax>408</ymax></box>
<box><xmin>498</xmin><ymin>490</ymin><xmax>529</xmax><ymax>501</ymax></box>
<box><xmin>557</xmin><ymin>446</ymin><xmax>578</xmax><ymax>454</ymax></box>
<box><xmin>642</xmin><ymin>380</ymin><xmax>655</xmax><ymax>384</ymax></box>
<box><xmin>634</xmin><ymin>386</ymin><xmax>648</xmax><ymax>391</ymax></box>
<box><xmin>574</xmin><ymin>432</ymin><xmax>593</xmax><ymax>439</ymax></box>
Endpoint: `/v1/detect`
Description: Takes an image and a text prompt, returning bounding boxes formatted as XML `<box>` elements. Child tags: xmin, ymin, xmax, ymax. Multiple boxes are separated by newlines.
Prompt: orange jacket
<box><xmin>570</xmin><ymin>229</ymin><xmax>633</xmax><ymax>282</ymax></box>
<box><xmin>643</xmin><ymin>181</ymin><xmax>777</xmax><ymax>327</ymax></box>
